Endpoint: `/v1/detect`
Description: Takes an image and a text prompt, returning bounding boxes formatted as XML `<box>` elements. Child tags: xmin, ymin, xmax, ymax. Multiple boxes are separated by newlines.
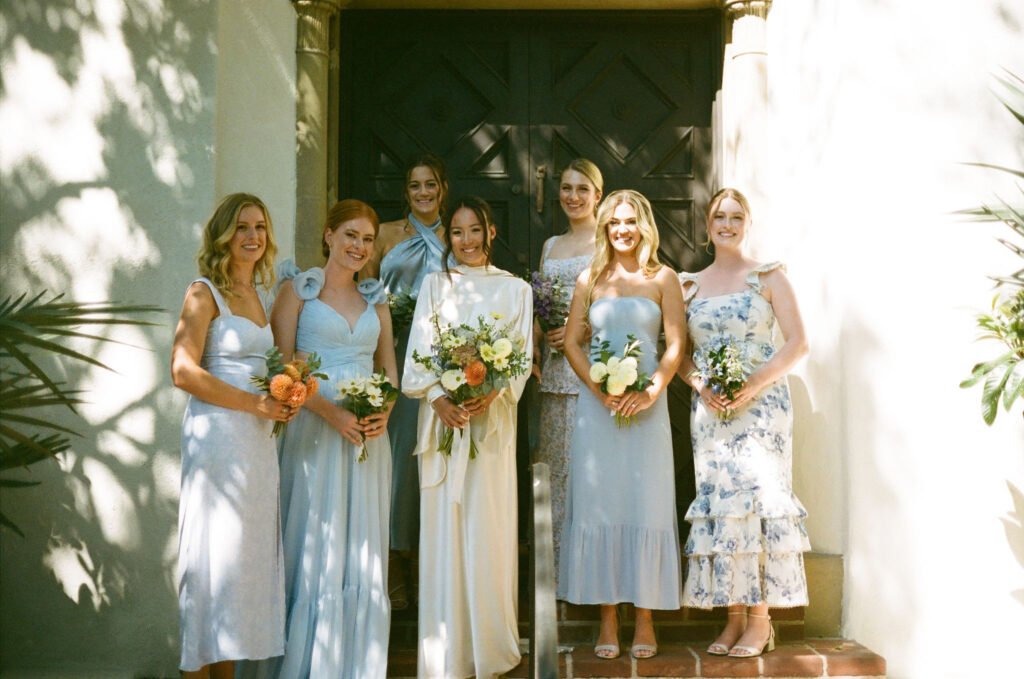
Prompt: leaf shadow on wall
<box><xmin>1</xmin><ymin>1</ymin><xmax>219</xmax><ymax>675</ymax></box>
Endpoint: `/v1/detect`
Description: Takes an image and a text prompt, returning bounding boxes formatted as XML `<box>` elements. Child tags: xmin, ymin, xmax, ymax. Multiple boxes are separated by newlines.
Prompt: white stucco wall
<box><xmin>0</xmin><ymin>1</ymin><xmax>295</xmax><ymax>676</ymax></box>
<box><xmin>763</xmin><ymin>1</ymin><xmax>1024</xmax><ymax>677</ymax></box>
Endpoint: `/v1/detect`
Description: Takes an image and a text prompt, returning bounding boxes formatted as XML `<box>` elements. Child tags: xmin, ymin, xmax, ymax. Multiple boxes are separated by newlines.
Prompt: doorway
<box><xmin>338</xmin><ymin>7</ymin><xmax>722</xmax><ymax>531</ymax></box>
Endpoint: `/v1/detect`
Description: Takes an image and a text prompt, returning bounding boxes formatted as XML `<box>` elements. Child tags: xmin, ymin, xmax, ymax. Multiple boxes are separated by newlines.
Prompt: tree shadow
<box><xmin>1</xmin><ymin>0</ymin><xmax>218</xmax><ymax>675</ymax></box>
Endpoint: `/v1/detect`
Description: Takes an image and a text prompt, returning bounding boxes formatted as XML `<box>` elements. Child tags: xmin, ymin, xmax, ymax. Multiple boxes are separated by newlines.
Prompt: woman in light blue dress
<box><xmin>265</xmin><ymin>199</ymin><xmax>398</xmax><ymax>679</ymax></box>
<box><xmin>534</xmin><ymin>159</ymin><xmax>602</xmax><ymax>590</ymax></box>
<box><xmin>172</xmin><ymin>193</ymin><xmax>290</xmax><ymax>678</ymax></box>
<box><xmin>558</xmin><ymin>190</ymin><xmax>686</xmax><ymax>660</ymax></box>
<box><xmin>364</xmin><ymin>153</ymin><xmax>449</xmax><ymax>609</ymax></box>
<box><xmin>677</xmin><ymin>188</ymin><xmax>810</xmax><ymax>659</ymax></box>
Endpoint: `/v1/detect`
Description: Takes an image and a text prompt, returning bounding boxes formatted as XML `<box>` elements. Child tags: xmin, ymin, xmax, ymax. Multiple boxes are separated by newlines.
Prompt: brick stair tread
<box><xmin>387</xmin><ymin>639</ymin><xmax>885</xmax><ymax>678</ymax></box>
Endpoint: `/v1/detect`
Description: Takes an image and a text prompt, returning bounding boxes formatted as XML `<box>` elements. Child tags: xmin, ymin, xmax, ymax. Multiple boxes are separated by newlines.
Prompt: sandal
<box><xmin>630</xmin><ymin>644</ymin><xmax>658</xmax><ymax>659</ymax></box>
<box><xmin>728</xmin><ymin>613</ymin><xmax>775</xmax><ymax>658</ymax></box>
<box><xmin>707</xmin><ymin>610</ymin><xmax>746</xmax><ymax>656</ymax></box>
<box><xmin>594</xmin><ymin>644</ymin><xmax>620</xmax><ymax>659</ymax></box>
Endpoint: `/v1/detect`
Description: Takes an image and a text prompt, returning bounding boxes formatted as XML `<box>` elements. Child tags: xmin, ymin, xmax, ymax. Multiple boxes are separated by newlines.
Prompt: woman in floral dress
<box><xmin>677</xmin><ymin>188</ymin><xmax>811</xmax><ymax>658</ymax></box>
<box><xmin>533</xmin><ymin>158</ymin><xmax>602</xmax><ymax>589</ymax></box>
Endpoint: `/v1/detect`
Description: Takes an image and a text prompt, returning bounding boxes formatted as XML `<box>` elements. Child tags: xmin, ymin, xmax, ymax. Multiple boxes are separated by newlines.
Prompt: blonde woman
<box><xmin>558</xmin><ymin>190</ymin><xmax>686</xmax><ymax>660</ymax></box>
<box><xmin>171</xmin><ymin>193</ymin><xmax>291</xmax><ymax>678</ymax></box>
<box><xmin>534</xmin><ymin>158</ymin><xmax>603</xmax><ymax>588</ymax></box>
<box><xmin>677</xmin><ymin>188</ymin><xmax>810</xmax><ymax>658</ymax></box>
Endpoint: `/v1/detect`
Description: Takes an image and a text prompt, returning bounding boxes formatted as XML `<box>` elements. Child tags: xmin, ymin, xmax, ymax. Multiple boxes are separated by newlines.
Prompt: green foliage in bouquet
<box><xmin>958</xmin><ymin>71</ymin><xmax>1024</xmax><ymax>424</ymax></box>
<box><xmin>0</xmin><ymin>292</ymin><xmax>162</xmax><ymax>535</ymax></box>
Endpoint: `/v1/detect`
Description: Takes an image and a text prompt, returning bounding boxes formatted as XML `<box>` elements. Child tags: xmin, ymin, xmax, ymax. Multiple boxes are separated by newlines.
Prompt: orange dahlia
<box><xmin>283</xmin><ymin>364</ymin><xmax>302</xmax><ymax>381</ymax></box>
<box><xmin>286</xmin><ymin>381</ymin><xmax>308</xmax><ymax>407</ymax></box>
<box><xmin>464</xmin><ymin>360</ymin><xmax>487</xmax><ymax>387</ymax></box>
<box><xmin>306</xmin><ymin>375</ymin><xmax>319</xmax><ymax>397</ymax></box>
<box><xmin>269</xmin><ymin>373</ymin><xmax>294</xmax><ymax>400</ymax></box>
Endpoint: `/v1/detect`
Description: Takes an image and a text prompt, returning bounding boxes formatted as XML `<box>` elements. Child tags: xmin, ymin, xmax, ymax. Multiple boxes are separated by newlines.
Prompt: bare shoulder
<box><xmin>377</xmin><ymin>218</ymin><xmax>414</xmax><ymax>252</ymax></box>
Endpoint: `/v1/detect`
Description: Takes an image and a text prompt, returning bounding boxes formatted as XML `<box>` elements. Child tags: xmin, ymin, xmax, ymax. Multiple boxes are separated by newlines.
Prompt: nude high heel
<box><xmin>707</xmin><ymin>611</ymin><xmax>746</xmax><ymax>656</ymax></box>
<box><xmin>727</xmin><ymin>613</ymin><xmax>774</xmax><ymax>658</ymax></box>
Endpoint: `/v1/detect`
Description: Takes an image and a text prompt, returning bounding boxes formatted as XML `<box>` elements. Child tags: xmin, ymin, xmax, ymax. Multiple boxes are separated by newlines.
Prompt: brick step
<box><xmin>389</xmin><ymin>602</ymin><xmax>806</xmax><ymax>648</ymax></box>
<box><xmin>387</xmin><ymin>640</ymin><xmax>885</xmax><ymax>678</ymax></box>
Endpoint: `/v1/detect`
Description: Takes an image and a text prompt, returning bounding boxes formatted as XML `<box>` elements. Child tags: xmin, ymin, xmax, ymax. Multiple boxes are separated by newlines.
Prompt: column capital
<box><xmin>723</xmin><ymin>0</ymin><xmax>771</xmax><ymax>19</ymax></box>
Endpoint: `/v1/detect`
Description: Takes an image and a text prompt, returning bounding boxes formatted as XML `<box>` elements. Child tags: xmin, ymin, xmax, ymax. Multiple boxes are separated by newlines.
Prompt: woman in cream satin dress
<box><xmin>403</xmin><ymin>196</ymin><xmax>533</xmax><ymax>679</ymax></box>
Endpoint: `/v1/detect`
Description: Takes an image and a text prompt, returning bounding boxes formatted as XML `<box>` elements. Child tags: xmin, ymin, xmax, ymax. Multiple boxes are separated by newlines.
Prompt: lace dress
<box><xmin>680</xmin><ymin>262</ymin><xmax>810</xmax><ymax>608</ymax></box>
<box><xmin>534</xmin><ymin>238</ymin><xmax>590</xmax><ymax>590</ymax></box>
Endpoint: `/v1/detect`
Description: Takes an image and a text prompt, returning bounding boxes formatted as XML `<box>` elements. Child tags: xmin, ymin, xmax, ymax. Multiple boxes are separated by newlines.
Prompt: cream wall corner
<box><xmin>763</xmin><ymin>1</ymin><xmax>1024</xmax><ymax>677</ymax></box>
<box><xmin>0</xmin><ymin>1</ymin><xmax>295</xmax><ymax>676</ymax></box>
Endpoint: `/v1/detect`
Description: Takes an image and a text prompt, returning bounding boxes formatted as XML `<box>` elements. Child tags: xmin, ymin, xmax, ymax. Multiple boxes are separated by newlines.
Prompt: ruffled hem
<box><xmin>558</xmin><ymin>523</ymin><xmax>682</xmax><ymax>609</ymax></box>
<box><xmin>682</xmin><ymin>552</ymin><xmax>809</xmax><ymax>609</ymax></box>
<box><xmin>684</xmin><ymin>489</ymin><xmax>808</xmax><ymax>521</ymax></box>
<box><xmin>684</xmin><ymin>516</ymin><xmax>811</xmax><ymax>556</ymax></box>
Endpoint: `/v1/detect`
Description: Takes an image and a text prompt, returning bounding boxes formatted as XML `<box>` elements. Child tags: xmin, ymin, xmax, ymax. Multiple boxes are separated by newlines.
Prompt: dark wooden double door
<box><xmin>339</xmin><ymin>9</ymin><xmax>722</xmax><ymax>523</ymax></box>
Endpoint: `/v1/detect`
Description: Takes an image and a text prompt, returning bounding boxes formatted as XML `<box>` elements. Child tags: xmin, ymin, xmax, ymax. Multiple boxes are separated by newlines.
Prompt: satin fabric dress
<box><xmin>256</xmin><ymin>268</ymin><xmax>392</xmax><ymax>679</ymax></box>
<box><xmin>402</xmin><ymin>264</ymin><xmax>533</xmax><ymax>679</ymax></box>
<box><xmin>680</xmin><ymin>263</ymin><xmax>810</xmax><ymax>608</ymax></box>
<box><xmin>379</xmin><ymin>215</ymin><xmax>446</xmax><ymax>551</ymax></box>
<box><xmin>557</xmin><ymin>296</ymin><xmax>684</xmax><ymax>610</ymax></box>
<box><xmin>177</xmin><ymin>278</ymin><xmax>285</xmax><ymax>671</ymax></box>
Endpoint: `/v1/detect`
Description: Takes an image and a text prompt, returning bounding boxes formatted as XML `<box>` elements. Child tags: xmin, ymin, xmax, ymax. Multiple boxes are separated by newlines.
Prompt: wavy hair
<box><xmin>197</xmin><ymin>193</ymin><xmax>277</xmax><ymax>298</ymax></box>
<box><xmin>323</xmin><ymin>199</ymin><xmax>380</xmax><ymax>259</ymax></box>
<box><xmin>702</xmin><ymin>187</ymin><xmax>753</xmax><ymax>253</ymax></box>
<box><xmin>442</xmin><ymin>195</ymin><xmax>496</xmax><ymax>278</ymax></box>
<box><xmin>560</xmin><ymin>157</ymin><xmax>604</xmax><ymax>216</ymax></box>
<box><xmin>581</xmin><ymin>189</ymin><xmax>662</xmax><ymax>323</ymax></box>
<box><xmin>403</xmin><ymin>152</ymin><xmax>449</xmax><ymax>220</ymax></box>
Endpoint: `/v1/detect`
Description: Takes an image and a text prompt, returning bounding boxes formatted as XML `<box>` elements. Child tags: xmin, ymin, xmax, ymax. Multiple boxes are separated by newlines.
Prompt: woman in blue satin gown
<box><xmin>266</xmin><ymin>199</ymin><xmax>398</xmax><ymax>679</ymax></box>
<box><xmin>364</xmin><ymin>153</ymin><xmax>449</xmax><ymax>609</ymax></box>
<box><xmin>558</xmin><ymin>190</ymin><xmax>686</xmax><ymax>661</ymax></box>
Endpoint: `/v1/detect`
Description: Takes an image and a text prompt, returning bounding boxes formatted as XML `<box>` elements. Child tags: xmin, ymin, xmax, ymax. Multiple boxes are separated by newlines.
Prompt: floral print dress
<box><xmin>679</xmin><ymin>262</ymin><xmax>810</xmax><ymax>609</ymax></box>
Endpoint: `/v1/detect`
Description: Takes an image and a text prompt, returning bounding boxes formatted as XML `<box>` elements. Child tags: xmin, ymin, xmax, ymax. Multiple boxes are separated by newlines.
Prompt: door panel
<box><xmin>340</xmin><ymin>9</ymin><xmax>721</xmax><ymax>531</ymax></box>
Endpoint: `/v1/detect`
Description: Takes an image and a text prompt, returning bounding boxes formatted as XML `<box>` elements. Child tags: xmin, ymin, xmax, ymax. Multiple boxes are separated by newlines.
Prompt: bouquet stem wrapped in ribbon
<box><xmin>250</xmin><ymin>347</ymin><xmax>328</xmax><ymax>437</ymax></box>
<box><xmin>412</xmin><ymin>312</ymin><xmax>530</xmax><ymax>458</ymax></box>
<box><xmin>336</xmin><ymin>371</ymin><xmax>399</xmax><ymax>461</ymax></box>
<box><xmin>588</xmin><ymin>334</ymin><xmax>652</xmax><ymax>427</ymax></box>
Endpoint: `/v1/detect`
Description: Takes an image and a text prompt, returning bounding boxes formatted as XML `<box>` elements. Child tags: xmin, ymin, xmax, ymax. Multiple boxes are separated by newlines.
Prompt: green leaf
<box><xmin>962</xmin><ymin>162</ymin><xmax>1024</xmax><ymax>181</ymax></box>
<box><xmin>0</xmin><ymin>434</ymin><xmax>71</xmax><ymax>471</ymax></box>
<box><xmin>982</xmin><ymin>362</ymin><xmax>1014</xmax><ymax>424</ymax></box>
<box><xmin>961</xmin><ymin>351</ymin><xmax>1015</xmax><ymax>387</ymax></box>
<box><xmin>0</xmin><ymin>511</ymin><xmax>25</xmax><ymax>538</ymax></box>
<box><xmin>1002</xmin><ymin>360</ymin><xmax>1024</xmax><ymax>410</ymax></box>
<box><xmin>0</xmin><ymin>478</ymin><xmax>41</xmax><ymax>488</ymax></box>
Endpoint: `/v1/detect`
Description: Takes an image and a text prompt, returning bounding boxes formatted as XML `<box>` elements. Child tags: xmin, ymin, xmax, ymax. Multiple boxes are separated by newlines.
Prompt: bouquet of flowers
<box><xmin>529</xmin><ymin>271</ymin><xmax>573</xmax><ymax>357</ymax></box>
<box><xmin>690</xmin><ymin>337</ymin><xmax>746</xmax><ymax>420</ymax></box>
<box><xmin>336</xmin><ymin>371</ymin><xmax>400</xmax><ymax>461</ymax></box>
<box><xmin>411</xmin><ymin>312</ymin><xmax>530</xmax><ymax>458</ymax></box>
<box><xmin>387</xmin><ymin>288</ymin><xmax>417</xmax><ymax>333</ymax></box>
<box><xmin>250</xmin><ymin>347</ymin><xmax>328</xmax><ymax>437</ymax></box>
<box><xmin>588</xmin><ymin>334</ymin><xmax>652</xmax><ymax>427</ymax></box>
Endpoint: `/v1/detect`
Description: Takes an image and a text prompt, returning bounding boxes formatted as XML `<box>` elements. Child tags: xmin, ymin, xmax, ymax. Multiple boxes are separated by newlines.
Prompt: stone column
<box><xmin>715</xmin><ymin>0</ymin><xmax>772</xmax><ymax>252</ymax></box>
<box><xmin>293</xmin><ymin>0</ymin><xmax>343</xmax><ymax>268</ymax></box>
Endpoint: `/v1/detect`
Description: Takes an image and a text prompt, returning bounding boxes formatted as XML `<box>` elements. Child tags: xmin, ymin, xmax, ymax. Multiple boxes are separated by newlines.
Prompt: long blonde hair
<box><xmin>197</xmin><ymin>193</ymin><xmax>277</xmax><ymax>297</ymax></box>
<box><xmin>581</xmin><ymin>189</ymin><xmax>662</xmax><ymax>323</ymax></box>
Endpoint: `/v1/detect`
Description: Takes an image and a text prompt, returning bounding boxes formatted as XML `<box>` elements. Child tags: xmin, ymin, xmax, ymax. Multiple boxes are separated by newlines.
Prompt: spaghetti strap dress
<box><xmin>680</xmin><ymin>262</ymin><xmax>810</xmax><ymax>609</ymax></box>
<box><xmin>177</xmin><ymin>277</ymin><xmax>285</xmax><ymax>671</ymax></box>
<box><xmin>534</xmin><ymin>236</ymin><xmax>590</xmax><ymax>591</ymax></box>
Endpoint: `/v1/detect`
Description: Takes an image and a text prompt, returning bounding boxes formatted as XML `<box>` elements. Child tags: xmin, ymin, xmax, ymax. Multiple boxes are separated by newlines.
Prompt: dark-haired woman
<box><xmin>364</xmin><ymin>153</ymin><xmax>449</xmax><ymax>609</ymax></box>
<box><xmin>172</xmin><ymin>193</ymin><xmax>290</xmax><ymax>678</ymax></box>
<box><xmin>266</xmin><ymin>200</ymin><xmax>398</xmax><ymax>678</ymax></box>
<box><xmin>403</xmin><ymin>196</ymin><xmax>533</xmax><ymax>678</ymax></box>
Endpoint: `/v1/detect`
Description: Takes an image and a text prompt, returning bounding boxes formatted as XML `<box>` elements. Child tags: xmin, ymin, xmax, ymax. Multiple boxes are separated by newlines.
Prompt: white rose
<box><xmin>606</xmin><ymin>356</ymin><xmax>621</xmax><ymax>376</ymax></box>
<box><xmin>441</xmin><ymin>369</ymin><xmax>466</xmax><ymax>392</ymax></box>
<box><xmin>492</xmin><ymin>337</ymin><xmax>513</xmax><ymax>359</ymax></box>
<box><xmin>589</xmin><ymin>362</ymin><xmax>609</xmax><ymax>382</ymax></box>
<box><xmin>618</xmin><ymin>365</ymin><xmax>638</xmax><ymax>386</ymax></box>
<box><xmin>605</xmin><ymin>375</ymin><xmax>627</xmax><ymax>396</ymax></box>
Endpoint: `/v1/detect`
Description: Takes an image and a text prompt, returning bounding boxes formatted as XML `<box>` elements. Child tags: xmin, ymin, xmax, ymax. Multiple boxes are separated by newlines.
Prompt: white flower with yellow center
<box><xmin>479</xmin><ymin>343</ymin><xmax>497</xmax><ymax>361</ymax></box>
<box><xmin>441</xmin><ymin>369</ymin><xmax>466</xmax><ymax>392</ymax></box>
